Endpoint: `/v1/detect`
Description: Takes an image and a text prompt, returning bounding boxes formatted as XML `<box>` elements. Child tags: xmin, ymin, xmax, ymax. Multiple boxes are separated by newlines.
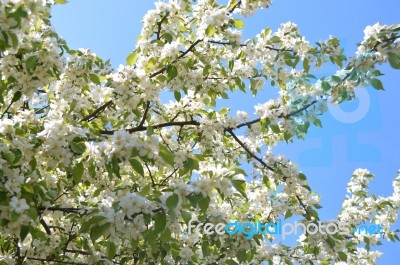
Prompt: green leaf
<box><xmin>181</xmin><ymin>211</ymin><xmax>192</xmax><ymax>224</ymax></box>
<box><xmin>72</xmin><ymin>162</ymin><xmax>84</xmax><ymax>184</ymax></box>
<box><xmin>80</xmin><ymin>215</ymin><xmax>107</xmax><ymax>233</ymax></box>
<box><xmin>388</xmin><ymin>52</ymin><xmax>400</xmax><ymax>69</ymax></box>
<box><xmin>231</xmin><ymin>179</ymin><xmax>247</xmax><ymax>198</ymax></box>
<box><xmin>11</xmin><ymin>211</ymin><xmax>20</xmax><ymax>222</ymax></box>
<box><xmin>203</xmin><ymin>64</ymin><xmax>211</xmax><ymax>76</ymax></box>
<box><xmin>69</xmin><ymin>99</ymin><xmax>78</xmax><ymax>114</ymax></box>
<box><xmin>0</xmin><ymin>191</ymin><xmax>8</xmax><ymax>205</ymax></box>
<box><xmin>303</xmin><ymin>58</ymin><xmax>310</xmax><ymax>73</ymax></box>
<box><xmin>89</xmin><ymin>74</ymin><xmax>100</xmax><ymax>84</ymax></box>
<box><xmin>285</xmin><ymin>210</ymin><xmax>293</xmax><ymax>219</ymax></box>
<box><xmin>270</xmin><ymin>124</ymin><xmax>281</xmax><ymax>134</ymax></box>
<box><xmin>88</xmin><ymin>161</ymin><xmax>96</xmax><ymax>177</ymax></box>
<box><xmin>26</xmin><ymin>208</ymin><xmax>38</xmax><ymax>220</ymax></box>
<box><xmin>126</xmin><ymin>51</ymin><xmax>139</xmax><ymax>65</ymax></box>
<box><xmin>263</xmin><ymin>177</ymin><xmax>271</xmax><ymax>189</ymax></box>
<box><xmin>20</xmin><ymin>225</ymin><xmax>30</xmax><ymax>241</ymax></box>
<box><xmin>167</xmin><ymin>65</ymin><xmax>178</xmax><ymax>81</ymax></box>
<box><xmin>174</xmin><ymin>91</ymin><xmax>181</xmax><ymax>101</ymax></box>
<box><xmin>90</xmin><ymin>222</ymin><xmax>110</xmax><ymax>243</ymax></box>
<box><xmin>163</xmin><ymin>33</ymin><xmax>173</xmax><ymax>43</ymax></box>
<box><xmin>183</xmin><ymin>158</ymin><xmax>199</xmax><ymax>172</ymax></box>
<box><xmin>154</xmin><ymin>212</ymin><xmax>167</xmax><ymax>234</ymax></box>
<box><xmin>54</xmin><ymin>0</ymin><xmax>67</xmax><ymax>3</ymax></box>
<box><xmin>331</xmin><ymin>75</ymin><xmax>342</xmax><ymax>83</ymax></box>
<box><xmin>312</xmin><ymin>118</ymin><xmax>322</xmax><ymax>128</ymax></box>
<box><xmin>229</xmin><ymin>59</ymin><xmax>234</xmax><ymax>71</ymax></box>
<box><xmin>29</xmin><ymin>226</ymin><xmax>47</xmax><ymax>240</ymax></box>
<box><xmin>159</xmin><ymin>145</ymin><xmax>174</xmax><ymax>166</ymax></box>
<box><xmin>70</xmin><ymin>141</ymin><xmax>85</xmax><ymax>154</ymax></box>
<box><xmin>338</xmin><ymin>251</ymin><xmax>347</xmax><ymax>261</ymax></box>
<box><xmin>11</xmin><ymin>91</ymin><xmax>22</xmax><ymax>103</ymax></box>
<box><xmin>9</xmin><ymin>32</ymin><xmax>18</xmax><ymax>48</ymax></box>
<box><xmin>233</xmin><ymin>19</ymin><xmax>245</xmax><ymax>29</ymax></box>
<box><xmin>129</xmin><ymin>158</ymin><xmax>144</xmax><ymax>177</ymax></box>
<box><xmin>326</xmin><ymin>235</ymin><xmax>335</xmax><ymax>248</ymax></box>
<box><xmin>321</xmin><ymin>81</ymin><xmax>331</xmax><ymax>91</ymax></box>
<box><xmin>111</xmin><ymin>157</ymin><xmax>121</xmax><ymax>179</ymax></box>
<box><xmin>226</xmin><ymin>260</ymin><xmax>239</xmax><ymax>265</ymax></box>
<box><xmin>198</xmin><ymin>195</ymin><xmax>210</xmax><ymax>213</ymax></box>
<box><xmin>205</xmin><ymin>24</ymin><xmax>216</xmax><ymax>37</ymax></box>
<box><xmin>25</xmin><ymin>56</ymin><xmax>38</xmax><ymax>70</ymax></box>
<box><xmin>3</xmin><ymin>152</ymin><xmax>15</xmax><ymax>164</ymax></box>
<box><xmin>166</xmin><ymin>193</ymin><xmax>179</xmax><ymax>210</ymax></box>
<box><xmin>107</xmin><ymin>241</ymin><xmax>117</xmax><ymax>259</ymax></box>
<box><xmin>298</xmin><ymin>173</ymin><xmax>307</xmax><ymax>181</ymax></box>
<box><xmin>371</xmin><ymin>78</ymin><xmax>384</xmax><ymax>90</ymax></box>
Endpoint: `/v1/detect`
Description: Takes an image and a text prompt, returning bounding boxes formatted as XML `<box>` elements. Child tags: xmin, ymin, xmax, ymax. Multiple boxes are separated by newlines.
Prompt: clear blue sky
<box><xmin>52</xmin><ymin>1</ymin><xmax>400</xmax><ymax>263</ymax></box>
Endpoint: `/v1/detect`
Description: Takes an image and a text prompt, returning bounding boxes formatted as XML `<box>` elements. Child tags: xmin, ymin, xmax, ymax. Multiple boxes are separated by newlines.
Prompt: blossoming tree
<box><xmin>0</xmin><ymin>0</ymin><xmax>399</xmax><ymax>264</ymax></box>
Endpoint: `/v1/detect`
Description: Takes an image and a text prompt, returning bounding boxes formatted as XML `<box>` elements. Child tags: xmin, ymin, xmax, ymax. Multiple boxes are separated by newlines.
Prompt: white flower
<box><xmin>179</xmin><ymin>246</ymin><xmax>194</xmax><ymax>261</ymax></box>
<box><xmin>10</xmin><ymin>197</ymin><xmax>29</xmax><ymax>214</ymax></box>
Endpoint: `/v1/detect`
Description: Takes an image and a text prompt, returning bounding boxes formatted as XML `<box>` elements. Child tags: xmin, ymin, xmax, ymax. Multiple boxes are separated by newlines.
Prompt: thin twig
<box><xmin>138</xmin><ymin>101</ymin><xmax>151</xmax><ymax>128</ymax></box>
<box><xmin>80</xmin><ymin>100</ymin><xmax>114</xmax><ymax>122</ymax></box>
<box><xmin>100</xmin><ymin>120</ymin><xmax>200</xmax><ymax>135</ymax></box>
<box><xmin>226</xmin><ymin>128</ymin><xmax>275</xmax><ymax>172</ymax></box>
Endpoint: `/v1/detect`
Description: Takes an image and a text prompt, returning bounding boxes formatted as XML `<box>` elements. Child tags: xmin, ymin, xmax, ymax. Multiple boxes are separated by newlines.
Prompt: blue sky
<box><xmin>52</xmin><ymin>1</ymin><xmax>400</xmax><ymax>263</ymax></box>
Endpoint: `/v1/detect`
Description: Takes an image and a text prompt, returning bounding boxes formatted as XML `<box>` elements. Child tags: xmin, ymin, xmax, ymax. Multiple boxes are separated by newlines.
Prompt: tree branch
<box><xmin>149</xmin><ymin>39</ymin><xmax>202</xmax><ymax>79</ymax></box>
<box><xmin>208</xmin><ymin>40</ymin><xmax>295</xmax><ymax>53</ymax></box>
<box><xmin>156</xmin><ymin>13</ymin><xmax>169</xmax><ymax>40</ymax></box>
<box><xmin>1</xmin><ymin>100</ymin><xmax>14</xmax><ymax>119</ymax></box>
<box><xmin>80</xmin><ymin>100</ymin><xmax>114</xmax><ymax>122</ymax></box>
<box><xmin>23</xmin><ymin>257</ymin><xmax>87</xmax><ymax>265</ymax></box>
<box><xmin>39</xmin><ymin>207</ymin><xmax>85</xmax><ymax>214</ymax></box>
<box><xmin>138</xmin><ymin>101</ymin><xmax>150</xmax><ymax>128</ymax></box>
<box><xmin>82</xmin><ymin>39</ymin><xmax>202</xmax><ymax>123</ymax></box>
<box><xmin>99</xmin><ymin>120</ymin><xmax>200</xmax><ymax>135</ymax></box>
<box><xmin>226</xmin><ymin>128</ymin><xmax>275</xmax><ymax>171</ymax></box>
<box><xmin>228</xmin><ymin>0</ymin><xmax>242</xmax><ymax>13</ymax></box>
<box><xmin>145</xmin><ymin>163</ymin><xmax>156</xmax><ymax>187</ymax></box>
<box><xmin>39</xmin><ymin>217</ymin><xmax>51</xmax><ymax>235</ymax></box>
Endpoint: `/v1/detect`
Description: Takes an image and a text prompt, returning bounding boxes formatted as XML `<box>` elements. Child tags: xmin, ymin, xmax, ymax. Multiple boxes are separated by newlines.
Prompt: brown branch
<box><xmin>1</xmin><ymin>100</ymin><xmax>14</xmax><ymax>119</ymax></box>
<box><xmin>226</xmin><ymin>128</ymin><xmax>275</xmax><ymax>172</ymax></box>
<box><xmin>208</xmin><ymin>40</ymin><xmax>295</xmax><ymax>53</ymax></box>
<box><xmin>265</xmin><ymin>45</ymin><xmax>295</xmax><ymax>53</ymax></box>
<box><xmin>228</xmin><ymin>0</ymin><xmax>242</xmax><ymax>13</ymax></box>
<box><xmin>208</xmin><ymin>40</ymin><xmax>246</xmax><ymax>47</ymax></box>
<box><xmin>39</xmin><ymin>207</ymin><xmax>85</xmax><ymax>214</ymax></box>
<box><xmin>34</xmin><ymin>104</ymin><xmax>49</xmax><ymax>114</ymax></box>
<box><xmin>82</xmin><ymin>39</ymin><xmax>202</xmax><ymax>124</ymax></box>
<box><xmin>159</xmin><ymin>168</ymin><xmax>179</xmax><ymax>186</ymax></box>
<box><xmin>149</xmin><ymin>39</ymin><xmax>202</xmax><ymax>79</ymax></box>
<box><xmin>63</xmin><ymin>222</ymin><xmax>77</xmax><ymax>256</ymax></box>
<box><xmin>156</xmin><ymin>13</ymin><xmax>169</xmax><ymax>40</ymax></box>
<box><xmin>145</xmin><ymin>163</ymin><xmax>156</xmax><ymax>187</ymax></box>
<box><xmin>48</xmin><ymin>225</ymin><xmax>66</xmax><ymax>232</ymax></box>
<box><xmin>295</xmin><ymin>195</ymin><xmax>312</xmax><ymax>217</ymax></box>
<box><xmin>23</xmin><ymin>257</ymin><xmax>87</xmax><ymax>265</ymax></box>
<box><xmin>138</xmin><ymin>101</ymin><xmax>151</xmax><ymax>128</ymax></box>
<box><xmin>39</xmin><ymin>217</ymin><xmax>51</xmax><ymax>235</ymax></box>
<box><xmin>371</xmin><ymin>35</ymin><xmax>400</xmax><ymax>52</ymax></box>
<box><xmin>80</xmin><ymin>100</ymin><xmax>114</xmax><ymax>122</ymax></box>
<box><xmin>234</xmin><ymin>100</ymin><xmax>319</xmax><ymax>130</ymax></box>
<box><xmin>14</xmin><ymin>238</ymin><xmax>22</xmax><ymax>265</ymax></box>
<box><xmin>99</xmin><ymin>120</ymin><xmax>200</xmax><ymax>135</ymax></box>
